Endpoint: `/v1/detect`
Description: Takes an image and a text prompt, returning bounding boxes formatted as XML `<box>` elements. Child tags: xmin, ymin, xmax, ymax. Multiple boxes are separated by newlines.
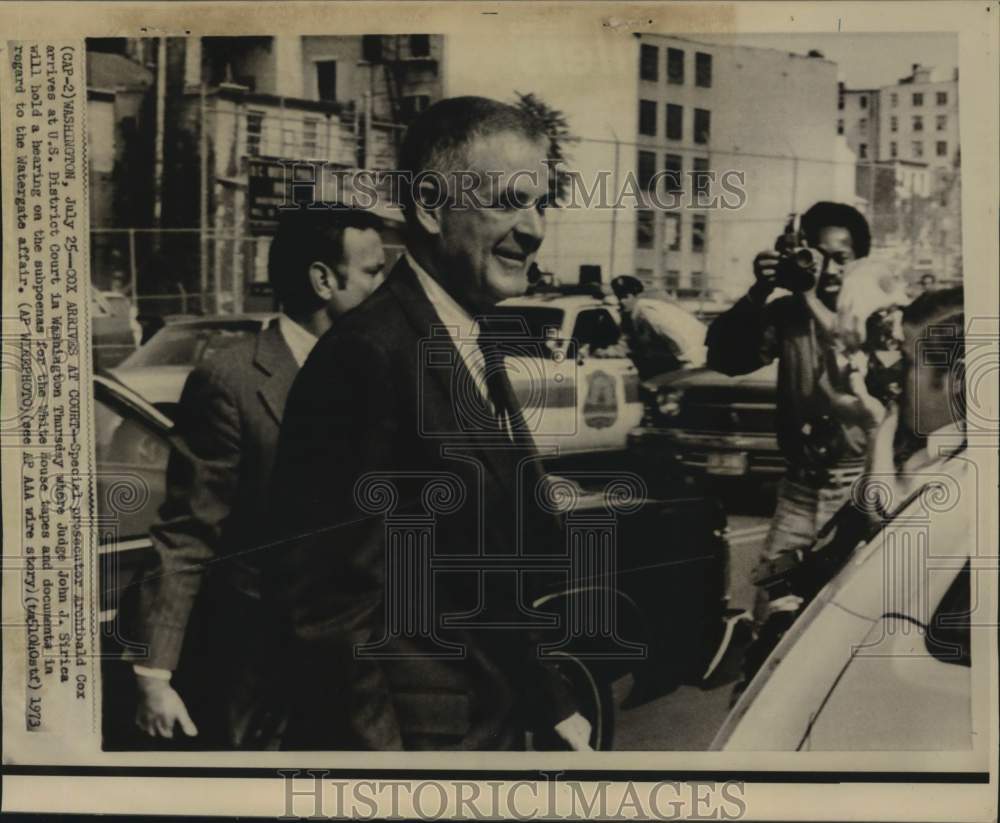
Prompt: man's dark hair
<box><xmin>903</xmin><ymin>285</ymin><xmax>964</xmax><ymax>374</ymax></box>
<box><xmin>268</xmin><ymin>206</ymin><xmax>383</xmax><ymax>314</ymax></box>
<box><xmin>800</xmin><ymin>201</ymin><xmax>872</xmax><ymax>259</ymax></box>
<box><xmin>397</xmin><ymin>95</ymin><xmax>548</xmax><ymax>220</ymax></box>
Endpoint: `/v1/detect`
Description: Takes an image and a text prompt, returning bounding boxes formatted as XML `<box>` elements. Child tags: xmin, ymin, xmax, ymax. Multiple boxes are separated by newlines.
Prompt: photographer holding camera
<box><xmin>706</xmin><ymin>201</ymin><xmax>874</xmax><ymax>625</ymax></box>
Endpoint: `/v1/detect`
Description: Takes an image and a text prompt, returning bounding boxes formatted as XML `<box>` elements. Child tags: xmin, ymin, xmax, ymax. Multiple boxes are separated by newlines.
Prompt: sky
<box><xmin>694</xmin><ymin>33</ymin><xmax>958</xmax><ymax>89</ymax></box>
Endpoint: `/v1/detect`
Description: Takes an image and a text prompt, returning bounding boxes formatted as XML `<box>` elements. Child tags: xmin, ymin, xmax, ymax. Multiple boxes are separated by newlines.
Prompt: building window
<box><xmin>666</xmin><ymin>103</ymin><xmax>683</xmax><ymax>140</ymax></box>
<box><xmin>837</xmin><ymin>118</ymin><xmax>844</xmax><ymax>135</ymax></box>
<box><xmin>315</xmin><ymin>60</ymin><xmax>337</xmax><ymax>102</ymax></box>
<box><xmin>890</xmin><ymin>92</ymin><xmax>898</xmax><ymax>107</ymax></box>
<box><xmin>638</xmin><ymin>150</ymin><xmax>657</xmax><ymax>191</ymax></box>
<box><xmin>936</xmin><ymin>91</ymin><xmax>948</xmax><ymax>105</ymax></box>
<box><xmin>302</xmin><ymin>117</ymin><xmax>319</xmax><ymax>157</ymax></box>
<box><xmin>692</xmin><ymin>214</ymin><xmax>706</xmax><ymax>252</ymax></box>
<box><xmin>693</xmin><ymin>157</ymin><xmax>710</xmax><ymax>197</ymax></box>
<box><xmin>640</xmin><ymin>44</ymin><xmax>659</xmax><ymax>82</ymax></box>
<box><xmin>936</xmin><ymin>114</ymin><xmax>947</xmax><ymax>131</ymax></box>
<box><xmin>890</xmin><ymin>115</ymin><xmax>898</xmax><ymax>132</ymax></box>
<box><xmin>664</xmin><ymin>153</ymin><xmax>683</xmax><ymax>192</ymax></box>
<box><xmin>636</xmin><ymin>210</ymin><xmax>655</xmax><ymax>249</ymax></box>
<box><xmin>912</xmin><ymin>92</ymin><xmax>923</xmax><ymax>106</ymax></box>
<box><xmin>912</xmin><ymin>141</ymin><xmax>924</xmax><ymax>158</ymax></box>
<box><xmin>639</xmin><ymin>100</ymin><xmax>657</xmax><ymax>136</ymax></box>
<box><xmin>691</xmin><ymin>270</ymin><xmax>706</xmax><ymax>291</ymax></box>
<box><xmin>936</xmin><ymin>141</ymin><xmax>948</xmax><ymax>157</ymax></box>
<box><xmin>694</xmin><ymin>108</ymin><xmax>711</xmax><ymax>144</ymax></box>
<box><xmin>837</xmin><ymin>90</ymin><xmax>844</xmax><ymax>110</ymax></box>
<box><xmin>664</xmin><ymin>213</ymin><xmax>680</xmax><ymax>251</ymax></box>
<box><xmin>860</xmin><ymin>95</ymin><xmax>868</xmax><ymax>109</ymax></box>
<box><xmin>858</xmin><ymin>116</ymin><xmax>867</xmax><ymax>130</ymax></box>
<box><xmin>665</xmin><ymin>269</ymin><xmax>680</xmax><ymax>289</ymax></box>
<box><xmin>913</xmin><ymin>115</ymin><xmax>923</xmax><ymax>132</ymax></box>
<box><xmin>409</xmin><ymin>34</ymin><xmax>431</xmax><ymax>58</ymax></box>
<box><xmin>667</xmin><ymin>48</ymin><xmax>684</xmax><ymax>84</ymax></box>
<box><xmin>246</xmin><ymin>110</ymin><xmax>264</xmax><ymax>157</ymax></box>
<box><xmin>362</xmin><ymin>35</ymin><xmax>383</xmax><ymax>63</ymax></box>
<box><xmin>858</xmin><ymin>143</ymin><xmax>867</xmax><ymax>159</ymax></box>
<box><xmin>695</xmin><ymin>52</ymin><xmax>712</xmax><ymax>87</ymax></box>
<box><xmin>890</xmin><ymin>141</ymin><xmax>897</xmax><ymax>158</ymax></box>
<box><xmin>399</xmin><ymin>95</ymin><xmax>431</xmax><ymax>121</ymax></box>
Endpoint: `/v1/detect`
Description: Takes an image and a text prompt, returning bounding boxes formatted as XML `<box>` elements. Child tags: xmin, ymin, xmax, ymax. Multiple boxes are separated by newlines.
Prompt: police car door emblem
<box><xmin>583</xmin><ymin>370</ymin><xmax>618</xmax><ymax>429</ymax></box>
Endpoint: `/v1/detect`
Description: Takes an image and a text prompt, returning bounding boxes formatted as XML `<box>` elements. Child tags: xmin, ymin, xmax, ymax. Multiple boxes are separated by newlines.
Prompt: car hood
<box><xmin>644</xmin><ymin>361</ymin><xmax>778</xmax><ymax>392</ymax></box>
<box><xmin>107</xmin><ymin>365</ymin><xmax>192</xmax><ymax>407</ymax></box>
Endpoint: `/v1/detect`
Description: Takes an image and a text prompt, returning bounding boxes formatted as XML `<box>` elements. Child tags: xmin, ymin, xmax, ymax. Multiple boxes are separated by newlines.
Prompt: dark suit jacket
<box><xmin>268</xmin><ymin>258</ymin><xmax>575</xmax><ymax>750</ymax></box>
<box><xmin>134</xmin><ymin>322</ymin><xmax>298</xmax><ymax>746</ymax></box>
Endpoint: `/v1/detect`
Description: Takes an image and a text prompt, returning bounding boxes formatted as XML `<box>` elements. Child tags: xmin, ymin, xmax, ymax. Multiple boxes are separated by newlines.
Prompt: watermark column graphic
<box><xmin>533</xmin><ymin>472</ymin><xmax>648</xmax><ymax>661</ymax></box>
<box><xmin>352</xmin><ymin>472</ymin><xmax>469</xmax><ymax>659</ymax></box>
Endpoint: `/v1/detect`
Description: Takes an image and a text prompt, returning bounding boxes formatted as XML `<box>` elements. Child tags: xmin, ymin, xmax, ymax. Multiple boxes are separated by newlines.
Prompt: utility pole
<box><xmin>153</xmin><ymin>37</ymin><xmax>167</xmax><ymax>234</ymax></box>
<box><xmin>199</xmin><ymin>74</ymin><xmax>209</xmax><ymax>312</ymax></box>
<box><xmin>608</xmin><ymin>129</ymin><xmax>620</xmax><ymax>281</ymax></box>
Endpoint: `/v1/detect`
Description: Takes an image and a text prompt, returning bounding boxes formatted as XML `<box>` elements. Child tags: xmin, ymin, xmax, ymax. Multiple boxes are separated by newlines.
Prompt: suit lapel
<box><xmin>254</xmin><ymin>322</ymin><xmax>299</xmax><ymax>427</ymax></box>
<box><xmin>385</xmin><ymin>259</ymin><xmax>532</xmax><ymax>501</ymax></box>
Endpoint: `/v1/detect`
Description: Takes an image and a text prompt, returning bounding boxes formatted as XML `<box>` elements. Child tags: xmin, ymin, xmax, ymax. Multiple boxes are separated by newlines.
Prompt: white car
<box><xmin>712</xmin><ymin>449</ymin><xmax>977</xmax><ymax>750</ymax></box>
<box><xmin>108</xmin><ymin>313</ymin><xmax>278</xmax><ymax>415</ymax></box>
<box><xmin>495</xmin><ymin>293</ymin><xmax>706</xmax><ymax>456</ymax></box>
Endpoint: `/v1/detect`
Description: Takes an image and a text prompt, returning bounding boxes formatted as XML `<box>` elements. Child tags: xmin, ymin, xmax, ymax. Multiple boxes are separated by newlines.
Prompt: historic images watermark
<box><xmin>271</xmin><ymin>161</ymin><xmax>749</xmax><ymax>213</ymax></box>
<box><xmin>279</xmin><ymin>772</ymin><xmax>748</xmax><ymax>820</ymax></box>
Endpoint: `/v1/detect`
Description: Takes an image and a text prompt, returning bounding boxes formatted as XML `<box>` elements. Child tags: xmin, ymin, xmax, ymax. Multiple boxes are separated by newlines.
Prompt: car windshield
<box><xmin>120</xmin><ymin>321</ymin><xmax>263</xmax><ymax>368</ymax></box>
<box><xmin>489</xmin><ymin>306</ymin><xmax>565</xmax><ymax>344</ymax></box>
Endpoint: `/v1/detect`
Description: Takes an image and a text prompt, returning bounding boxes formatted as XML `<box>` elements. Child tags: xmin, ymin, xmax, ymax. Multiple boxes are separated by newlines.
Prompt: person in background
<box><xmin>130</xmin><ymin>206</ymin><xmax>384</xmax><ymax>748</ymax></box>
<box><xmin>706</xmin><ymin>202</ymin><xmax>874</xmax><ymax>627</ymax></box>
<box><xmin>918</xmin><ymin>272</ymin><xmax>938</xmax><ymax>295</ymax></box>
<box><xmin>589</xmin><ymin>275</ymin><xmax>684</xmax><ymax>379</ymax></box>
<box><xmin>740</xmin><ymin>287</ymin><xmax>966</xmax><ymax>682</ymax></box>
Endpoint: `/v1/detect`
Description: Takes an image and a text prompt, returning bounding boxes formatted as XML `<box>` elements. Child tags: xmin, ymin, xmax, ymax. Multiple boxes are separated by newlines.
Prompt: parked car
<box><xmin>94</xmin><ymin>372</ymin><xmax>733</xmax><ymax>751</ymax></box>
<box><xmin>711</xmin><ymin>450</ymin><xmax>974</xmax><ymax>751</ymax></box>
<box><xmin>628</xmin><ymin>361</ymin><xmax>783</xmax><ymax>481</ymax></box>
<box><xmin>495</xmin><ymin>291</ymin><xmax>707</xmax><ymax>459</ymax></box>
<box><xmin>108</xmin><ymin>313</ymin><xmax>278</xmax><ymax>416</ymax></box>
<box><xmin>91</xmin><ymin>288</ymin><xmax>141</xmax><ymax>369</ymax></box>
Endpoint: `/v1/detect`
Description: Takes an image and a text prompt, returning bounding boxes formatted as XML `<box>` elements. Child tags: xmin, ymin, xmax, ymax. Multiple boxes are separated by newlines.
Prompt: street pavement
<box><xmin>614</xmin><ymin>490</ymin><xmax>774</xmax><ymax>750</ymax></box>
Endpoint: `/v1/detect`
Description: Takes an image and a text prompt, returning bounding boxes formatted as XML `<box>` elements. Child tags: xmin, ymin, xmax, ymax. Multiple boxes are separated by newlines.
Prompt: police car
<box><xmin>494</xmin><ymin>289</ymin><xmax>707</xmax><ymax>458</ymax></box>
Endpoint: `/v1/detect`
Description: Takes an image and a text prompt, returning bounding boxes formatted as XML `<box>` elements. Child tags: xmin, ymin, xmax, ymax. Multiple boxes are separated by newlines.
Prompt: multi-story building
<box><xmin>839</xmin><ymin>63</ymin><xmax>960</xmax><ymax>282</ymax></box>
<box><xmin>86</xmin><ymin>35</ymin><xmax>443</xmax><ymax>312</ymax></box>
<box><xmin>632</xmin><ymin>36</ymin><xmax>849</xmax><ymax>302</ymax></box>
<box><xmin>838</xmin><ymin>83</ymin><xmax>880</xmax><ymax>166</ymax></box>
<box><xmin>879</xmin><ymin>64</ymin><xmax>959</xmax><ymax>172</ymax></box>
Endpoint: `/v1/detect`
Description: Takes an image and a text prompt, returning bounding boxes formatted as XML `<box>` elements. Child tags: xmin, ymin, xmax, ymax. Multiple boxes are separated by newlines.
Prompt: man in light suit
<box><xmin>131</xmin><ymin>207</ymin><xmax>385</xmax><ymax>747</ymax></box>
<box><xmin>269</xmin><ymin>96</ymin><xmax>592</xmax><ymax>751</ymax></box>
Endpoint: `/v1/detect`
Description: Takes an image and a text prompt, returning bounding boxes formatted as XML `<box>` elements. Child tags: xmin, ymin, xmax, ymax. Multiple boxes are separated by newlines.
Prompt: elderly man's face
<box><xmin>435</xmin><ymin>132</ymin><xmax>549</xmax><ymax>312</ymax></box>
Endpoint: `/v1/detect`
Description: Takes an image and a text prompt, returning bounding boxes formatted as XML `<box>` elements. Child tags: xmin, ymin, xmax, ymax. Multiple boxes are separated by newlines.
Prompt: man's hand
<box><xmin>134</xmin><ymin>675</ymin><xmax>198</xmax><ymax>739</ymax></box>
<box><xmin>751</xmin><ymin>250</ymin><xmax>781</xmax><ymax>294</ymax></box>
<box><xmin>845</xmin><ymin>351</ymin><xmax>888</xmax><ymax>431</ymax></box>
<box><xmin>554</xmin><ymin>712</ymin><xmax>593</xmax><ymax>751</ymax></box>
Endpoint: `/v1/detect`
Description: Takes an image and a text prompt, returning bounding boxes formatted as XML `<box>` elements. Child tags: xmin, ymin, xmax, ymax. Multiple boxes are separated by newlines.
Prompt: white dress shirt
<box><xmin>277</xmin><ymin>313</ymin><xmax>320</xmax><ymax>367</ymax></box>
<box><xmin>407</xmin><ymin>252</ymin><xmax>512</xmax><ymax>436</ymax></box>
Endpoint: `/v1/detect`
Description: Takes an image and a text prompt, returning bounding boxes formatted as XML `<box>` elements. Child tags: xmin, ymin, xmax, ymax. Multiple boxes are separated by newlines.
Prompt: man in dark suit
<box><xmin>269</xmin><ymin>96</ymin><xmax>591</xmax><ymax>751</ymax></box>
<box><xmin>131</xmin><ymin>207</ymin><xmax>385</xmax><ymax>747</ymax></box>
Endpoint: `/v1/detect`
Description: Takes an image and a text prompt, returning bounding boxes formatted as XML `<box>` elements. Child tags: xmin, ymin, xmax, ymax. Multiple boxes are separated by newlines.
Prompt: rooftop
<box><xmin>86</xmin><ymin>52</ymin><xmax>153</xmax><ymax>91</ymax></box>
